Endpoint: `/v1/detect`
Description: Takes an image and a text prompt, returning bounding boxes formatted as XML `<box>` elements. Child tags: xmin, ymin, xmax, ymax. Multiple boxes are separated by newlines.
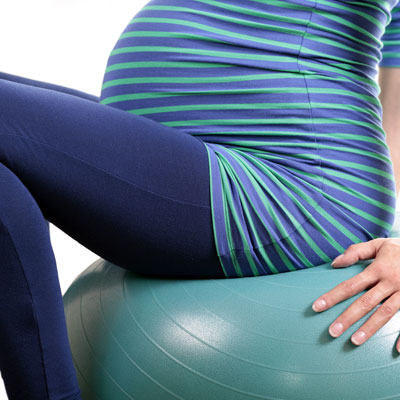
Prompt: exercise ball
<box><xmin>63</xmin><ymin>214</ymin><xmax>400</xmax><ymax>400</ymax></box>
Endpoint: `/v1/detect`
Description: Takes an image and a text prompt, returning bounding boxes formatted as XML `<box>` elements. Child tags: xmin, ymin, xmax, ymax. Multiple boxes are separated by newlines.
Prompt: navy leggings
<box><xmin>0</xmin><ymin>71</ymin><xmax>223</xmax><ymax>400</ymax></box>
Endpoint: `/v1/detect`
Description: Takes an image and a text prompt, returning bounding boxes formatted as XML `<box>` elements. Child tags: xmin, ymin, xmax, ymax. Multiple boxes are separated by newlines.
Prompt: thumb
<box><xmin>331</xmin><ymin>238</ymin><xmax>386</xmax><ymax>268</ymax></box>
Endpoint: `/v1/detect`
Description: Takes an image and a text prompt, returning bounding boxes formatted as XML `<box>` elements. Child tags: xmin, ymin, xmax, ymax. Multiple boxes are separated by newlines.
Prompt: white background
<box><xmin>0</xmin><ymin>1</ymin><xmax>148</xmax><ymax>398</ymax></box>
<box><xmin>0</xmin><ymin>1</ymin><xmax>399</xmax><ymax>399</ymax></box>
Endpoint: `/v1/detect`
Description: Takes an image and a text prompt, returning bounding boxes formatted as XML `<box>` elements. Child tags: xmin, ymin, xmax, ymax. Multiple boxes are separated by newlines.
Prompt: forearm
<box><xmin>378</xmin><ymin>66</ymin><xmax>400</xmax><ymax>199</ymax></box>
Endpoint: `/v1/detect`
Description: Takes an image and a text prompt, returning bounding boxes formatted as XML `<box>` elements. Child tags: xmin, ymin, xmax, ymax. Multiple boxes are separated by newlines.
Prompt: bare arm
<box><xmin>378</xmin><ymin>66</ymin><xmax>400</xmax><ymax>199</ymax></box>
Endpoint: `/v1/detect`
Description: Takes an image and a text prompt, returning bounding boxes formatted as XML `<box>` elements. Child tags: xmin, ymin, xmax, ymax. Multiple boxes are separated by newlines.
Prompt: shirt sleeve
<box><xmin>379</xmin><ymin>0</ymin><xmax>400</xmax><ymax>67</ymax></box>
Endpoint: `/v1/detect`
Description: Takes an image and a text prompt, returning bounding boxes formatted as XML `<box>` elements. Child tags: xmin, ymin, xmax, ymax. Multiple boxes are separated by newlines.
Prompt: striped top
<box><xmin>100</xmin><ymin>0</ymin><xmax>400</xmax><ymax>278</ymax></box>
<box><xmin>380</xmin><ymin>0</ymin><xmax>400</xmax><ymax>67</ymax></box>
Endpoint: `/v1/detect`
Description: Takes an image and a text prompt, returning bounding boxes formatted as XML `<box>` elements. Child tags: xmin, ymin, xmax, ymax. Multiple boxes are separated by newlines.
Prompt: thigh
<box><xmin>0</xmin><ymin>70</ymin><xmax>99</xmax><ymax>102</ymax></box>
<box><xmin>0</xmin><ymin>76</ymin><xmax>224</xmax><ymax>278</ymax></box>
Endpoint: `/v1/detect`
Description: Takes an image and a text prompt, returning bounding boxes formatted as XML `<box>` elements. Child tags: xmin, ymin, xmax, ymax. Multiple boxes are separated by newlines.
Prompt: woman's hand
<box><xmin>312</xmin><ymin>238</ymin><xmax>400</xmax><ymax>352</ymax></box>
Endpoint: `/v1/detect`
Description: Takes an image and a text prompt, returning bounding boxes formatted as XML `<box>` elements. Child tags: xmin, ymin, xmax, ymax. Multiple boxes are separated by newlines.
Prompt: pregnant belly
<box><xmin>99</xmin><ymin>0</ymin><xmax>397</xmax><ymax>242</ymax></box>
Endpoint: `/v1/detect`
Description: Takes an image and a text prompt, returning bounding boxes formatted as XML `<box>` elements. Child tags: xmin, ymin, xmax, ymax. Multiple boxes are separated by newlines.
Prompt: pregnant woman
<box><xmin>1</xmin><ymin>0</ymin><xmax>400</xmax><ymax>398</ymax></box>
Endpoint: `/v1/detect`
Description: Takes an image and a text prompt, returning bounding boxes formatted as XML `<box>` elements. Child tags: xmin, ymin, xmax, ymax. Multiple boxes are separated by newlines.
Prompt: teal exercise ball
<box><xmin>63</xmin><ymin>217</ymin><xmax>400</xmax><ymax>400</ymax></box>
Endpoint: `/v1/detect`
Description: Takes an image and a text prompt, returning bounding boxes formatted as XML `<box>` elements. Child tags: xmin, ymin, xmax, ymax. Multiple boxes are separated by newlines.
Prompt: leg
<box><xmin>0</xmin><ymin>163</ymin><xmax>81</xmax><ymax>400</ymax></box>
<box><xmin>0</xmin><ymin>75</ymin><xmax>223</xmax><ymax>398</ymax></box>
<box><xmin>0</xmin><ymin>74</ymin><xmax>222</xmax><ymax>276</ymax></box>
<box><xmin>0</xmin><ymin>71</ymin><xmax>99</xmax><ymax>103</ymax></box>
<box><xmin>0</xmin><ymin>71</ymin><xmax>99</xmax><ymax>237</ymax></box>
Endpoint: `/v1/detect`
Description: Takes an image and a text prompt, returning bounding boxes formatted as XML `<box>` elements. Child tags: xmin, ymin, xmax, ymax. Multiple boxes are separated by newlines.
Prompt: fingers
<box><xmin>313</xmin><ymin>238</ymin><xmax>400</xmax><ymax>352</ymax></box>
<box><xmin>350</xmin><ymin>291</ymin><xmax>400</xmax><ymax>349</ymax></box>
<box><xmin>327</xmin><ymin>281</ymin><xmax>393</xmax><ymax>340</ymax></box>
<box><xmin>331</xmin><ymin>239</ymin><xmax>386</xmax><ymax>268</ymax></box>
<box><xmin>312</xmin><ymin>268</ymin><xmax>379</xmax><ymax>312</ymax></box>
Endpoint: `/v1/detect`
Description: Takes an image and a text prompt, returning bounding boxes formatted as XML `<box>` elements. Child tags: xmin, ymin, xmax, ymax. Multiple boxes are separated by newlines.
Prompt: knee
<box><xmin>0</xmin><ymin>162</ymin><xmax>48</xmax><ymax>233</ymax></box>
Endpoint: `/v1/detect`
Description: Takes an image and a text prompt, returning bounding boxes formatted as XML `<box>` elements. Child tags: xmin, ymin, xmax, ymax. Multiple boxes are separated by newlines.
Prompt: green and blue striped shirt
<box><xmin>100</xmin><ymin>0</ymin><xmax>400</xmax><ymax>277</ymax></box>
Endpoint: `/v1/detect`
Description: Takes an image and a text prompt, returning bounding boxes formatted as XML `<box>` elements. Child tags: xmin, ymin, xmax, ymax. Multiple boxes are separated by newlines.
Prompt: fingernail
<box><xmin>351</xmin><ymin>330</ymin><xmax>366</xmax><ymax>345</ymax></box>
<box><xmin>331</xmin><ymin>254</ymin><xmax>344</xmax><ymax>266</ymax></box>
<box><xmin>329</xmin><ymin>322</ymin><xmax>344</xmax><ymax>337</ymax></box>
<box><xmin>312</xmin><ymin>299</ymin><xmax>327</xmax><ymax>312</ymax></box>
